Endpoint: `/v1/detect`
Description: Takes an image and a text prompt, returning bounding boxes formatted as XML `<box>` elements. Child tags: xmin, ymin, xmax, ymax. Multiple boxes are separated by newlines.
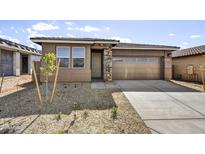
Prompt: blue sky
<box><xmin>0</xmin><ymin>20</ymin><xmax>205</xmax><ymax>50</ymax></box>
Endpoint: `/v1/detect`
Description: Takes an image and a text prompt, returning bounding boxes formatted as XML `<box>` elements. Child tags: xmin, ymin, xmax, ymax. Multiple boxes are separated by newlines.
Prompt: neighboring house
<box><xmin>0</xmin><ymin>38</ymin><xmax>41</xmax><ymax>76</ymax></box>
<box><xmin>30</xmin><ymin>37</ymin><xmax>179</xmax><ymax>82</ymax></box>
<box><xmin>172</xmin><ymin>45</ymin><xmax>205</xmax><ymax>83</ymax></box>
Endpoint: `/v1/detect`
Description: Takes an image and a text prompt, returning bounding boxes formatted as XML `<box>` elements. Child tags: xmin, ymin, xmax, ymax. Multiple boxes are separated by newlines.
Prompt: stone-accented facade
<box><xmin>103</xmin><ymin>47</ymin><xmax>112</xmax><ymax>81</ymax></box>
<box><xmin>30</xmin><ymin>37</ymin><xmax>179</xmax><ymax>82</ymax></box>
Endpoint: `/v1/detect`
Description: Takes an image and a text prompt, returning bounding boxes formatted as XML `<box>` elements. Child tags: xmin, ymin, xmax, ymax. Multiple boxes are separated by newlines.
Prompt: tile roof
<box><xmin>31</xmin><ymin>37</ymin><xmax>180</xmax><ymax>51</ymax></box>
<box><xmin>172</xmin><ymin>45</ymin><xmax>205</xmax><ymax>58</ymax></box>
<box><xmin>115</xmin><ymin>43</ymin><xmax>180</xmax><ymax>50</ymax></box>
<box><xmin>0</xmin><ymin>37</ymin><xmax>41</xmax><ymax>55</ymax></box>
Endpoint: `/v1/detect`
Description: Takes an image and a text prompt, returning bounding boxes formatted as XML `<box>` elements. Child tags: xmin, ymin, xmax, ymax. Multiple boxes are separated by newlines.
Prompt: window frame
<box><xmin>56</xmin><ymin>46</ymin><xmax>71</xmax><ymax>68</ymax></box>
<box><xmin>72</xmin><ymin>47</ymin><xmax>86</xmax><ymax>69</ymax></box>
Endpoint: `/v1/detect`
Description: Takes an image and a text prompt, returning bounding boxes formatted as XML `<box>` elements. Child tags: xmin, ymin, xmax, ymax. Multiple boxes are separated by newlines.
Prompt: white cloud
<box><xmin>180</xmin><ymin>46</ymin><xmax>187</xmax><ymax>49</ymax></box>
<box><xmin>109</xmin><ymin>36</ymin><xmax>132</xmax><ymax>43</ymax></box>
<box><xmin>26</xmin><ymin>28</ymin><xmax>37</xmax><ymax>37</ymax></box>
<box><xmin>29</xmin><ymin>43</ymin><xmax>41</xmax><ymax>50</ymax></box>
<box><xmin>105</xmin><ymin>27</ymin><xmax>110</xmax><ymax>31</ymax></box>
<box><xmin>9</xmin><ymin>27</ymin><xmax>18</xmax><ymax>33</ymax></box>
<box><xmin>82</xmin><ymin>26</ymin><xmax>100</xmax><ymax>32</ymax></box>
<box><xmin>65</xmin><ymin>21</ymin><xmax>74</xmax><ymax>26</ymax></box>
<box><xmin>182</xmin><ymin>42</ymin><xmax>188</xmax><ymax>45</ymax></box>
<box><xmin>0</xmin><ymin>34</ymin><xmax>20</xmax><ymax>43</ymax></box>
<box><xmin>32</xmin><ymin>22</ymin><xmax>59</xmax><ymax>31</ymax></box>
<box><xmin>66</xmin><ymin>33</ymin><xmax>75</xmax><ymax>37</ymax></box>
<box><xmin>180</xmin><ymin>42</ymin><xmax>189</xmax><ymax>49</ymax></box>
<box><xmin>169</xmin><ymin>33</ymin><xmax>175</xmax><ymax>37</ymax></box>
<box><xmin>26</xmin><ymin>28</ymin><xmax>47</xmax><ymax>38</ymax></box>
<box><xmin>190</xmin><ymin>35</ymin><xmax>200</xmax><ymax>38</ymax></box>
<box><xmin>67</xmin><ymin>26</ymin><xmax>100</xmax><ymax>32</ymax></box>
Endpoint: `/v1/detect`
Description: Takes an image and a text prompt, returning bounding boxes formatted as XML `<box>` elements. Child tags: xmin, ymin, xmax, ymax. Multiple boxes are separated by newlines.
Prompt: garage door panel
<box><xmin>112</xmin><ymin>57</ymin><xmax>160</xmax><ymax>80</ymax></box>
<box><xmin>0</xmin><ymin>50</ymin><xmax>13</xmax><ymax>76</ymax></box>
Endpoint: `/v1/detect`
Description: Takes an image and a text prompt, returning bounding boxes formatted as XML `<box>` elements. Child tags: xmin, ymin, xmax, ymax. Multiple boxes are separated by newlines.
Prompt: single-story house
<box><xmin>30</xmin><ymin>37</ymin><xmax>179</xmax><ymax>82</ymax></box>
<box><xmin>172</xmin><ymin>45</ymin><xmax>205</xmax><ymax>83</ymax></box>
<box><xmin>0</xmin><ymin>37</ymin><xmax>41</xmax><ymax>76</ymax></box>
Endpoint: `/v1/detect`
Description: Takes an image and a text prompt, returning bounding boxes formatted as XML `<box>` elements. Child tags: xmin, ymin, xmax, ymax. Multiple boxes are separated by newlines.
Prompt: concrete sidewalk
<box><xmin>114</xmin><ymin>80</ymin><xmax>205</xmax><ymax>134</ymax></box>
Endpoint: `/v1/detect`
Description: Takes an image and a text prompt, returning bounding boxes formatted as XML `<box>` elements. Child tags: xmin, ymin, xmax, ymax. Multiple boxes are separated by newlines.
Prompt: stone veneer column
<box><xmin>164</xmin><ymin>52</ymin><xmax>172</xmax><ymax>80</ymax></box>
<box><xmin>13</xmin><ymin>51</ymin><xmax>21</xmax><ymax>76</ymax></box>
<box><xmin>103</xmin><ymin>47</ymin><xmax>112</xmax><ymax>81</ymax></box>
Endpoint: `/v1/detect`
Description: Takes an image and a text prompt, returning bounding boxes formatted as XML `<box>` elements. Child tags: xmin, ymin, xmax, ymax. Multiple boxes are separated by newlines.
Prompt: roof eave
<box><xmin>113</xmin><ymin>47</ymin><xmax>180</xmax><ymax>51</ymax></box>
<box><xmin>30</xmin><ymin>39</ymin><xmax>119</xmax><ymax>45</ymax></box>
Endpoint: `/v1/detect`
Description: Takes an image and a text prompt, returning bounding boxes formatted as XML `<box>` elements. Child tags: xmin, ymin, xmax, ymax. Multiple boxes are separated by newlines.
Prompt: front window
<box><xmin>73</xmin><ymin>47</ymin><xmax>85</xmax><ymax>68</ymax></box>
<box><xmin>56</xmin><ymin>47</ymin><xmax>70</xmax><ymax>67</ymax></box>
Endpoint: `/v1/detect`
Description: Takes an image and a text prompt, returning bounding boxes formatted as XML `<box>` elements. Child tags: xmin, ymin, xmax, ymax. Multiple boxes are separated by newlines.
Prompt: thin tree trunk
<box><xmin>46</xmin><ymin>75</ymin><xmax>48</xmax><ymax>103</ymax></box>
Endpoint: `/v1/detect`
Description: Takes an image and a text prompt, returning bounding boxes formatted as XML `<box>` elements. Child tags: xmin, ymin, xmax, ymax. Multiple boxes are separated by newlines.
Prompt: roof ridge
<box><xmin>178</xmin><ymin>44</ymin><xmax>205</xmax><ymax>51</ymax></box>
<box><xmin>118</xmin><ymin>42</ymin><xmax>179</xmax><ymax>48</ymax></box>
<box><xmin>172</xmin><ymin>44</ymin><xmax>205</xmax><ymax>58</ymax></box>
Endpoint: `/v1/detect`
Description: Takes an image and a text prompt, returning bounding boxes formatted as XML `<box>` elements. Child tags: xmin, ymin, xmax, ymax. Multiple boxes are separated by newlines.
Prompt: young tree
<box><xmin>199</xmin><ymin>63</ymin><xmax>205</xmax><ymax>92</ymax></box>
<box><xmin>40</xmin><ymin>53</ymin><xmax>57</xmax><ymax>103</ymax></box>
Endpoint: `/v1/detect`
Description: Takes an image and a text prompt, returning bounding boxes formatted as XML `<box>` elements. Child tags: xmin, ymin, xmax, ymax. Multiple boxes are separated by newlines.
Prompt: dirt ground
<box><xmin>0</xmin><ymin>82</ymin><xmax>151</xmax><ymax>134</ymax></box>
<box><xmin>0</xmin><ymin>75</ymin><xmax>32</xmax><ymax>96</ymax></box>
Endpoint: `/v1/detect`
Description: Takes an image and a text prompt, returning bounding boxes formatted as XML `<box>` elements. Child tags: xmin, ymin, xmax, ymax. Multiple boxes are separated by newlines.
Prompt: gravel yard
<box><xmin>0</xmin><ymin>82</ymin><xmax>150</xmax><ymax>134</ymax></box>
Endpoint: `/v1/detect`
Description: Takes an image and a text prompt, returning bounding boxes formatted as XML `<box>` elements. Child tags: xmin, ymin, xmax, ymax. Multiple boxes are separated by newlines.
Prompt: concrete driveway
<box><xmin>114</xmin><ymin>80</ymin><xmax>205</xmax><ymax>134</ymax></box>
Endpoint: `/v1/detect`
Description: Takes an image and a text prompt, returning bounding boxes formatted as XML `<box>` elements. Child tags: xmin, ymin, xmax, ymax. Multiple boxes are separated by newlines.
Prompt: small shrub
<box><xmin>55</xmin><ymin>112</ymin><xmax>62</xmax><ymax>121</ymax></box>
<box><xmin>52</xmin><ymin>130</ymin><xmax>67</xmax><ymax>134</ymax></box>
<box><xmin>57</xmin><ymin>130</ymin><xmax>65</xmax><ymax>134</ymax></box>
<box><xmin>111</xmin><ymin>106</ymin><xmax>118</xmax><ymax>119</ymax></box>
<box><xmin>82</xmin><ymin>110</ymin><xmax>89</xmax><ymax>119</ymax></box>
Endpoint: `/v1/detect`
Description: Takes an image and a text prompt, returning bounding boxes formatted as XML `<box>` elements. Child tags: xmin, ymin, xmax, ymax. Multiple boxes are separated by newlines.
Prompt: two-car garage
<box><xmin>111</xmin><ymin>41</ymin><xmax>179</xmax><ymax>81</ymax></box>
<box><xmin>112</xmin><ymin>56</ymin><xmax>161</xmax><ymax>80</ymax></box>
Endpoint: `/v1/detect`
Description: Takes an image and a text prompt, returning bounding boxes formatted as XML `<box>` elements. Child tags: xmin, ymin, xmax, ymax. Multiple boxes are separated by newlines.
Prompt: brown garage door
<box><xmin>112</xmin><ymin>57</ymin><xmax>161</xmax><ymax>80</ymax></box>
<box><xmin>0</xmin><ymin>50</ymin><xmax>13</xmax><ymax>76</ymax></box>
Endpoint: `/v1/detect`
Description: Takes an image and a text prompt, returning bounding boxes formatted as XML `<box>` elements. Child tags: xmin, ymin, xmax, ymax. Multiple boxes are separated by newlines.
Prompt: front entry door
<box><xmin>91</xmin><ymin>52</ymin><xmax>102</xmax><ymax>79</ymax></box>
<box><xmin>22</xmin><ymin>55</ymin><xmax>28</xmax><ymax>74</ymax></box>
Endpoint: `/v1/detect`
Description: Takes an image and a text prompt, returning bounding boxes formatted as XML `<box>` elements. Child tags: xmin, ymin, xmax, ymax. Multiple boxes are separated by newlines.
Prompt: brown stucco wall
<box><xmin>41</xmin><ymin>43</ymin><xmax>91</xmax><ymax>82</ymax></box>
<box><xmin>172</xmin><ymin>54</ymin><xmax>205</xmax><ymax>83</ymax></box>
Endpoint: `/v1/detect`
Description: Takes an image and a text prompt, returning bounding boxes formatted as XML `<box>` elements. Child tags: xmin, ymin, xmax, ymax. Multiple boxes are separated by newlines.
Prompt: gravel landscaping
<box><xmin>0</xmin><ymin>82</ymin><xmax>151</xmax><ymax>134</ymax></box>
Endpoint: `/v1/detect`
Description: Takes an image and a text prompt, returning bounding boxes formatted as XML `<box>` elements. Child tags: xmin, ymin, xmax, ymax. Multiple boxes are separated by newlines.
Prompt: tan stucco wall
<box><xmin>41</xmin><ymin>43</ymin><xmax>91</xmax><ymax>82</ymax></box>
<box><xmin>40</xmin><ymin>43</ymin><xmax>174</xmax><ymax>82</ymax></box>
<box><xmin>173</xmin><ymin>54</ymin><xmax>205</xmax><ymax>83</ymax></box>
